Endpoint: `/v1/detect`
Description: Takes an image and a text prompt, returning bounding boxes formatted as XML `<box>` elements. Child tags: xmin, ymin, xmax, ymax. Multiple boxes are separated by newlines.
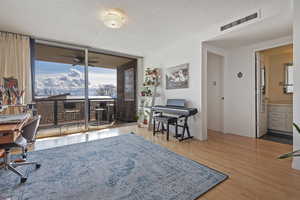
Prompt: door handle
<box><xmin>221</xmin><ymin>97</ymin><xmax>224</xmax><ymax>100</ymax></box>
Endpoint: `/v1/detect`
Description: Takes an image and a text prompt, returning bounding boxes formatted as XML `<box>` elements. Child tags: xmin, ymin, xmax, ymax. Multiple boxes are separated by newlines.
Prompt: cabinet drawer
<box><xmin>269</xmin><ymin>112</ymin><xmax>285</xmax><ymax>119</ymax></box>
<box><xmin>268</xmin><ymin>120</ymin><xmax>286</xmax><ymax>131</ymax></box>
<box><xmin>268</xmin><ymin>105</ymin><xmax>292</xmax><ymax>113</ymax></box>
<box><xmin>267</xmin><ymin>104</ymin><xmax>293</xmax><ymax>132</ymax></box>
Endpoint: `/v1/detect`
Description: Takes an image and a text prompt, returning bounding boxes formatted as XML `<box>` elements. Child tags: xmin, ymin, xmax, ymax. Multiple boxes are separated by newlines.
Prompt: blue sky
<box><xmin>34</xmin><ymin>61</ymin><xmax>117</xmax><ymax>97</ymax></box>
<box><xmin>35</xmin><ymin>60</ymin><xmax>116</xmax><ymax>75</ymax></box>
<box><xmin>35</xmin><ymin>60</ymin><xmax>117</xmax><ymax>87</ymax></box>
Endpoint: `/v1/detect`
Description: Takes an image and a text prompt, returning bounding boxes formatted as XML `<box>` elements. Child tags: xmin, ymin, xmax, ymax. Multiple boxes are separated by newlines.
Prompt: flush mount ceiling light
<box><xmin>102</xmin><ymin>8</ymin><xmax>127</xmax><ymax>29</ymax></box>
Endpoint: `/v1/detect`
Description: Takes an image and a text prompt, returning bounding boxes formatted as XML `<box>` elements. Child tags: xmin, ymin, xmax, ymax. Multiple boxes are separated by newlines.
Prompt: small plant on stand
<box><xmin>138</xmin><ymin>68</ymin><xmax>160</xmax><ymax>128</ymax></box>
<box><xmin>140</xmin><ymin>87</ymin><xmax>152</xmax><ymax>97</ymax></box>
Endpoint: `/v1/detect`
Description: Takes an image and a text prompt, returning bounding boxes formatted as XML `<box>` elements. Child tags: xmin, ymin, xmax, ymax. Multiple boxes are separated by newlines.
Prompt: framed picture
<box><xmin>166</xmin><ymin>63</ymin><xmax>189</xmax><ymax>89</ymax></box>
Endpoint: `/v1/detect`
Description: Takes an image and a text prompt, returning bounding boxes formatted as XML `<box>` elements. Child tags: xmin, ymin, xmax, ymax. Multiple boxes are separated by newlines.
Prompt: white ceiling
<box><xmin>206</xmin><ymin>12</ymin><xmax>293</xmax><ymax>49</ymax></box>
<box><xmin>0</xmin><ymin>0</ymin><xmax>293</xmax><ymax>55</ymax></box>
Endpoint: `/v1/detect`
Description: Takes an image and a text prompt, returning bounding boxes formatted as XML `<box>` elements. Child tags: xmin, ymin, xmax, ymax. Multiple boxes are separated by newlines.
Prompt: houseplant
<box><xmin>138</xmin><ymin>67</ymin><xmax>160</xmax><ymax>127</ymax></box>
<box><xmin>278</xmin><ymin>123</ymin><xmax>300</xmax><ymax>159</ymax></box>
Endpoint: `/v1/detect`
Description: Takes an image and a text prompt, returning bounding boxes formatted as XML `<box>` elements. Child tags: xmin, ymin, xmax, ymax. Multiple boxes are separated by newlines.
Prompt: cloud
<box><xmin>35</xmin><ymin>68</ymin><xmax>116</xmax><ymax>96</ymax></box>
<box><xmin>36</xmin><ymin>69</ymin><xmax>84</xmax><ymax>89</ymax></box>
<box><xmin>68</xmin><ymin>68</ymin><xmax>83</xmax><ymax>78</ymax></box>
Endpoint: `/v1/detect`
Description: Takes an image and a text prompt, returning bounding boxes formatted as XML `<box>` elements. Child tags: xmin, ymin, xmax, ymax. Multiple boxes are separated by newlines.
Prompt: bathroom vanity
<box><xmin>267</xmin><ymin>102</ymin><xmax>293</xmax><ymax>135</ymax></box>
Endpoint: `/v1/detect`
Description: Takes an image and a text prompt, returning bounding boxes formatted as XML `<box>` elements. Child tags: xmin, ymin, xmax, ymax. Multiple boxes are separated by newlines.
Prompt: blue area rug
<box><xmin>0</xmin><ymin>133</ymin><xmax>228</xmax><ymax>200</ymax></box>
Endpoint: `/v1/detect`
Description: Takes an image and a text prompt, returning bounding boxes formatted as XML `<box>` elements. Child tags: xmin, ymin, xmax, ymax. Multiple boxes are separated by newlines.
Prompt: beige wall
<box><xmin>261</xmin><ymin>45</ymin><xmax>293</xmax><ymax>103</ymax></box>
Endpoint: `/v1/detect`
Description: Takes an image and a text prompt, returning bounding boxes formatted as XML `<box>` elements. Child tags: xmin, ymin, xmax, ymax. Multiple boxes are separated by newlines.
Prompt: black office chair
<box><xmin>0</xmin><ymin>115</ymin><xmax>41</xmax><ymax>183</ymax></box>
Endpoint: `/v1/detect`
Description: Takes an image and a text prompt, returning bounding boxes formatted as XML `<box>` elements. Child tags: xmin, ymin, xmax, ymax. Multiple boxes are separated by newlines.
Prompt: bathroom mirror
<box><xmin>284</xmin><ymin>63</ymin><xmax>294</xmax><ymax>94</ymax></box>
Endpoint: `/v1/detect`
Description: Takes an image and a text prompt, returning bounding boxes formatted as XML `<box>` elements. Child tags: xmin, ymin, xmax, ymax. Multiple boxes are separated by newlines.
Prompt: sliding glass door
<box><xmin>33</xmin><ymin>43</ymin><xmax>87</xmax><ymax>137</ymax></box>
<box><xmin>32</xmin><ymin>41</ymin><xmax>138</xmax><ymax>137</ymax></box>
<box><xmin>116</xmin><ymin>60</ymin><xmax>137</xmax><ymax>122</ymax></box>
<box><xmin>87</xmin><ymin>51</ymin><xmax>133</xmax><ymax>130</ymax></box>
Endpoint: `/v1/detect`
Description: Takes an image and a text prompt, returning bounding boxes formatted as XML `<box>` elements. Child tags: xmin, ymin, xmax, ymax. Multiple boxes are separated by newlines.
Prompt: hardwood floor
<box><xmin>32</xmin><ymin>125</ymin><xmax>300</xmax><ymax>200</ymax></box>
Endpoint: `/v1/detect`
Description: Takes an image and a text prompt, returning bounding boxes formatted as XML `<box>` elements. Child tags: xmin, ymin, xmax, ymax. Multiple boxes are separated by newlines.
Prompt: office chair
<box><xmin>0</xmin><ymin>115</ymin><xmax>41</xmax><ymax>183</ymax></box>
<box><xmin>21</xmin><ymin>115</ymin><xmax>41</xmax><ymax>158</ymax></box>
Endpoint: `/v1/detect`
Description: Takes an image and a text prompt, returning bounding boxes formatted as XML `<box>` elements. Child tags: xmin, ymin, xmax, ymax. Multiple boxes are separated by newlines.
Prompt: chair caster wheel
<box><xmin>21</xmin><ymin>177</ymin><xmax>27</xmax><ymax>183</ymax></box>
<box><xmin>36</xmin><ymin>164</ymin><xmax>41</xmax><ymax>169</ymax></box>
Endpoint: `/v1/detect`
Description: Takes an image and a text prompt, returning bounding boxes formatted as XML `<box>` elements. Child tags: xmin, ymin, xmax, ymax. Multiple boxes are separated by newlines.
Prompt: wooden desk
<box><xmin>0</xmin><ymin>104</ymin><xmax>27</xmax><ymax>115</ymax></box>
<box><xmin>0</xmin><ymin>114</ymin><xmax>31</xmax><ymax>145</ymax></box>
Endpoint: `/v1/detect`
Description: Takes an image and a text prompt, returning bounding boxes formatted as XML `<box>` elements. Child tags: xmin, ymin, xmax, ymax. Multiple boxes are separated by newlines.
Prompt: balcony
<box><xmin>35</xmin><ymin>97</ymin><xmax>116</xmax><ymax>137</ymax></box>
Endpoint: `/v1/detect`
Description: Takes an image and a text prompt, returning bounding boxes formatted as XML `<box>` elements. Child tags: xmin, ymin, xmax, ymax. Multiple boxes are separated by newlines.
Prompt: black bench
<box><xmin>153</xmin><ymin>116</ymin><xmax>178</xmax><ymax>141</ymax></box>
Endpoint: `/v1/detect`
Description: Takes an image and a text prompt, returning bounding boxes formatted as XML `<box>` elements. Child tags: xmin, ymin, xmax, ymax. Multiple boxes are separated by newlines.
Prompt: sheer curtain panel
<box><xmin>0</xmin><ymin>32</ymin><xmax>31</xmax><ymax>103</ymax></box>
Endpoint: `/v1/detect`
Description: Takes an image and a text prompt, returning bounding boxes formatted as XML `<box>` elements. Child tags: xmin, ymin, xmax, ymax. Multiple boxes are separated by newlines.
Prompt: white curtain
<box><xmin>0</xmin><ymin>32</ymin><xmax>32</xmax><ymax>104</ymax></box>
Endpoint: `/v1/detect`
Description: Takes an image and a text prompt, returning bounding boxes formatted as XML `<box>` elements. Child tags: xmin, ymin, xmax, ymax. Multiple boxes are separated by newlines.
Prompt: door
<box><xmin>207</xmin><ymin>52</ymin><xmax>224</xmax><ymax>132</ymax></box>
<box><xmin>33</xmin><ymin>42</ymin><xmax>88</xmax><ymax>136</ymax></box>
<box><xmin>116</xmin><ymin>60</ymin><xmax>137</xmax><ymax>122</ymax></box>
<box><xmin>256</xmin><ymin>52</ymin><xmax>268</xmax><ymax>137</ymax></box>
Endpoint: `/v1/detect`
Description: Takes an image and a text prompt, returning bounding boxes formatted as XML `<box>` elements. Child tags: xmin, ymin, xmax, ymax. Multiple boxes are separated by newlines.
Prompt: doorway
<box><xmin>207</xmin><ymin>52</ymin><xmax>224</xmax><ymax>133</ymax></box>
<box><xmin>256</xmin><ymin>44</ymin><xmax>293</xmax><ymax>144</ymax></box>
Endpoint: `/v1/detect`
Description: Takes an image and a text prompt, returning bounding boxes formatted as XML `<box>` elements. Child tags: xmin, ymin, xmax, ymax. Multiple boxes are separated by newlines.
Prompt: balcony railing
<box><xmin>35</xmin><ymin>98</ymin><xmax>116</xmax><ymax>128</ymax></box>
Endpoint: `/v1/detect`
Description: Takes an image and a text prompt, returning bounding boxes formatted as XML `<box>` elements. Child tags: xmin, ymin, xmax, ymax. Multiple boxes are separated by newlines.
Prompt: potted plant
<box><xmin>143</xmin><ymin>118</ymin><xmax>148</xmax><ymax>125</ymax></box>
<box><xmin>143</xmin><ymin>110</ymin><xmax>151</xmax><ymax>125</ymax></box>
<box><xmin>278</xmin><ymin>123</ymin><xmax>300</xmax><ymax>159</ymax></box>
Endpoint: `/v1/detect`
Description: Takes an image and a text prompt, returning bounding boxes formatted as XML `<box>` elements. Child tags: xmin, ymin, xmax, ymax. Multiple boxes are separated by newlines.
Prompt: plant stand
<box><xmin>138</xmin><ymin>68</ymin><xmax>160</xmax><ymax>130</ymax></box>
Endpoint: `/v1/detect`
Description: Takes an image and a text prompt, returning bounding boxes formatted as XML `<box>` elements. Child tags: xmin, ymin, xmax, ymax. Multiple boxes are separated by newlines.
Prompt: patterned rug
<box><xmin>0</xmin><ymin>133</ymin><xmax>228</xmax><ymax>200</ymax></box>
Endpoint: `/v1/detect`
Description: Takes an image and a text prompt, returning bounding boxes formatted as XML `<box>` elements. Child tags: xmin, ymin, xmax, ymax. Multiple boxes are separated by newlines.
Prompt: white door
<box><xmin>256</xmin><ymin>52</ymin><xmax>268</xmax><ymax>137</ymax></box>
<box><xmin>207</xmin><ymin>52</ymin><xmax>224</xmax><ymax>132</ymax></box>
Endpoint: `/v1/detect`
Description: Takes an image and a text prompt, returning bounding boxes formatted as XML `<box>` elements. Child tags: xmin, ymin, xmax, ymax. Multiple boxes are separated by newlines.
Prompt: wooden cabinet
<box><xmin>267</xmin><ymin>104</ymin><xmax>293</xmax><ymax>133</ymax></box>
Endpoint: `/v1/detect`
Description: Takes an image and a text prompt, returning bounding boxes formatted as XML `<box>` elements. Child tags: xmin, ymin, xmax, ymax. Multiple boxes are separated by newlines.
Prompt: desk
<box><xmin>0</xmin><ymin>114</ymin><xmax>31</xmax><ymax>145</ymax></box>
<box><xmin>0</xmin><ymin>104</ymin><xmax>27</xmax><ymax>115</ymax></box>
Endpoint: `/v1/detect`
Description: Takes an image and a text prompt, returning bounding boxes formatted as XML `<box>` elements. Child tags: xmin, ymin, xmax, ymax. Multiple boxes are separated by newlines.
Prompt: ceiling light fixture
<box><xmin>102</xmin><ymin>8</ymin><xmax>127</xmax><ymax>29</ymax></box>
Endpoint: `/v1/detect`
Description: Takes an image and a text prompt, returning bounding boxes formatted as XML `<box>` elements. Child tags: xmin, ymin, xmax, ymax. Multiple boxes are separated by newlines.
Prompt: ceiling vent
<box><xmin>220</xmin><ymin>12</ymin><xmax>259</xmax><ymax>32</ymax></box>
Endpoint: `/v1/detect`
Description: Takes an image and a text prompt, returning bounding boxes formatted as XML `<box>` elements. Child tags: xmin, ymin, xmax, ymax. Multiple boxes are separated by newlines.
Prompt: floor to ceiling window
<box><xmin>33</xmin><ymin>42</ymin><xmax>137</xmax><ymax>137</ymax></box>
<box><xmin>33</xmin><ymin>43</ymin><xmax>87</xmax><ymax>137</ymax></box>
<box><xmin>87</xmin><ymin>51</ymin><xmax>136</xmax><ymax>130</ymax></box>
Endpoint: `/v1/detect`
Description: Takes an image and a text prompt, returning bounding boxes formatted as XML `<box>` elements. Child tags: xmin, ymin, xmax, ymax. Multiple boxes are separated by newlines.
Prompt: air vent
<box><xmin>220</xmin><ymin>12</ymin><xmax>259</xmax><ymax>32</ymax></box>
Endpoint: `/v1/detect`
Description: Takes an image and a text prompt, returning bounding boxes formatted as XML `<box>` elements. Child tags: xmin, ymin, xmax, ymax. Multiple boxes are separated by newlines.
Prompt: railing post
<box><xmin>88</xmin><ymin>99</ymin><xmax>90</xmax><ymax>121</ymax></box>
<box><xmin>84</xmin><ymin>48</ymin><xmax>89</xmax><ymax>130</ymax></box>
<box><xmin>54</xmin><ymin>100</ymin><xmax>58</xmax><ymax>126</ymax></box>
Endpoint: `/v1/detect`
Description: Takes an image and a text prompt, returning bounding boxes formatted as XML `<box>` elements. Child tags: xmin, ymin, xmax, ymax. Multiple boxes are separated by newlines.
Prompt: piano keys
<box><xmin>151</xmin><ymin>105</ymin><xmax>198</xmax><ymax>117</ymax></box>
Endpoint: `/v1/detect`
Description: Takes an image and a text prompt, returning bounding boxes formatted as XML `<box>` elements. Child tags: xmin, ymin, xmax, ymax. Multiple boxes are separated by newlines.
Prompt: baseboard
<box><xmin>268</xmin><ymin>129</ymin><xmax>293</xmax><ymax>136</ymax></box>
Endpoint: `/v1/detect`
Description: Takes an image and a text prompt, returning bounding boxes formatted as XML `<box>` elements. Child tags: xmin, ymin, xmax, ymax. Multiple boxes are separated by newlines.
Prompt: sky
<box><xmin>34</xmin><ymin>60</ymin><xmax>117</xmax><ymax>97</ymax></box>
<box><xmin>35</xmin><ymin>60</ymin><xmax>117</xmax><ymax>87</ymax></box>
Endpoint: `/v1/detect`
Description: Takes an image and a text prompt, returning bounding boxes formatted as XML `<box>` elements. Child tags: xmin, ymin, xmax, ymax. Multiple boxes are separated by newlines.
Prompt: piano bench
<box><xmin>153</xmin><ymin>116</ymin><xmax>178</xmax><ymax>141</ymax></box>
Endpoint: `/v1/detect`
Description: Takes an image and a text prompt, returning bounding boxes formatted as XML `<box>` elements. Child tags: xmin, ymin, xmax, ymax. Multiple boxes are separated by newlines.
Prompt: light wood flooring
<box><xmin>32</xmin><ymin>125</ymin><xmax>300</xmax><ymax>200</ymax></box>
